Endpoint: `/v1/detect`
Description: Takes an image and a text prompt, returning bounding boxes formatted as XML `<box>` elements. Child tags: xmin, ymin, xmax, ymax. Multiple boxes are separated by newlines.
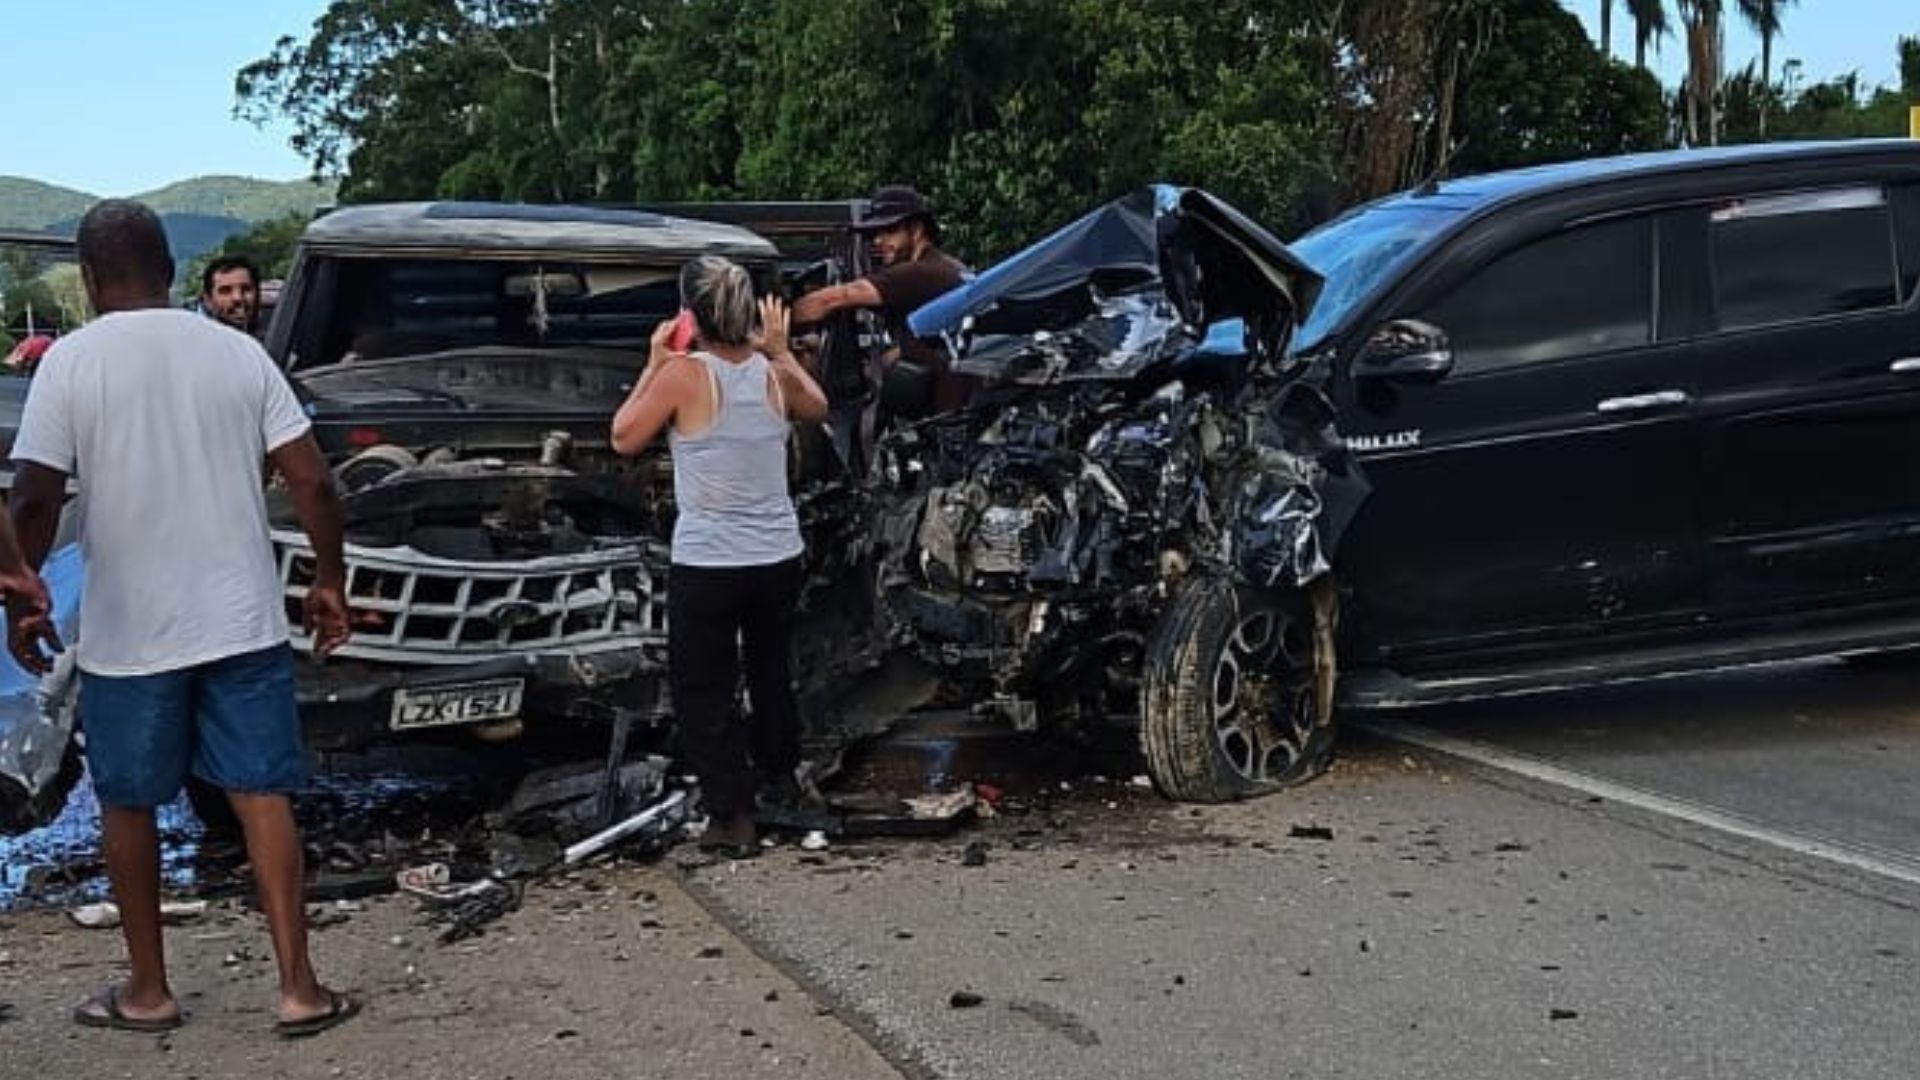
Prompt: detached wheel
<box><xmin>1141</xmin><ymin>578</ymin><xmax>1338</xmax><ymax>803</ymax></box>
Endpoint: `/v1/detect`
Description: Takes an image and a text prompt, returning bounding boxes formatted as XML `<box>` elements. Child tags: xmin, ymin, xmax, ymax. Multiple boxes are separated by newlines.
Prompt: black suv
<box><xmin>1297</xmin><ymin>140</ymin><xmax>1920</xmax><ymax>707</ymax></box>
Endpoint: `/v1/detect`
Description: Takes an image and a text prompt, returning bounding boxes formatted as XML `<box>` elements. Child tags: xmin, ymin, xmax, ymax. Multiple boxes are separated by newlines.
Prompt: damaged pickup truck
<box><xmin>261</xmin><ymin>202</ymin><xmax>879</xmax><ymax>755</ymax></box>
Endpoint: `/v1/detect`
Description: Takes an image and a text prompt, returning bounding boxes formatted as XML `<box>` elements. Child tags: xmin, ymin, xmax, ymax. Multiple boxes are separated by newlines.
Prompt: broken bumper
<box><xmin>294</xmin><ymin>645</ymin><xmax>664</xmax><ymax>752</ymax></box>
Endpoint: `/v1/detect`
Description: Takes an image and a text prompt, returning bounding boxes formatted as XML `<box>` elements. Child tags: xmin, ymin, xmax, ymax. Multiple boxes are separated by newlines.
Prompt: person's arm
<box><xmin>6</xmin><ymin>357</ymin><xmax>73</xmax><ymax>672</ymax></box>
<box><xmin>10</xmin><ymin>464</ymin><xmax>63</xmax><ymax>573</ymax></box>
<box><xmin>756</xmin><ymin>296</ymin><xmax>828</xmax><ymax>423</ymax></box>
<box><xmin>611</xmin><ymin>319</ymin><xmax>694</xmax><ymax>455</ymax></box>
<box><xmin>790</xmin><ymin>277</ymin><xmax>884</xmax><ymax>324</ymax></box>
<box><xmin>268</xmin><ymin>434</ymin><xmax>351</xmax><ymax>657</ymax></box>
<box><xmin>0</xmin><ymin>472</ymin><xmax>58</xmax><ymax>673</ymax></box>
<box><xmin>253</xmin><ymin>350</ymin><xmax>351</xmax><ymax>657</ymax></box>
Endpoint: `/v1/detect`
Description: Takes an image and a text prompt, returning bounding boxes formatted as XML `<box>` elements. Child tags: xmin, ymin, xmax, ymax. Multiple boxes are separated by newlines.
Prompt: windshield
<box><xmin>1289</xmin><ymin>203</ymin><xmax>1461</xmax><ymax>349</ymax></box>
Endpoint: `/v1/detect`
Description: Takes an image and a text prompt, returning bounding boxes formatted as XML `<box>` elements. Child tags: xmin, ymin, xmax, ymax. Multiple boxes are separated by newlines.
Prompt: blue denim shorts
<box><xmin>80</xmin><ymin>645</ymin><xmax>310</xmax><ymax>809</ymax></box>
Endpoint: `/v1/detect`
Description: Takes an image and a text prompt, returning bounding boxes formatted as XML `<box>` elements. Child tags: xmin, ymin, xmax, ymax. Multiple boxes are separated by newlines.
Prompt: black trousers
<box><xmin>667</xmin><ymin>558</ymin><xmax>803</xmax><ymax>820</ymax></box>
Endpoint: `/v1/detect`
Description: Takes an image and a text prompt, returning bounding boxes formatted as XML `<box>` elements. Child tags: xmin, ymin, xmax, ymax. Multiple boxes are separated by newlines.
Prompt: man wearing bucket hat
<box><xmin>791</xmin><ymin>184</ymin><xmax>969</xmax><ymax>416</ymax></box>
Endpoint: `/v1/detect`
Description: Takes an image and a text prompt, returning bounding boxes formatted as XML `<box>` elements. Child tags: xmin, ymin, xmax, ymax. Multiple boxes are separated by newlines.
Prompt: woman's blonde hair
<box><xmin>679</xmin><ymin>255</ymin><xmax>756</xmax><ymax>346</ymax></box>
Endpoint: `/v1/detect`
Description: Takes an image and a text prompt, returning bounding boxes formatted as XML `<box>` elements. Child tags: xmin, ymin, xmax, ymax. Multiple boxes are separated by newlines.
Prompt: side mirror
<box><xmin>1353</xmin><ymin>319</ymin><xmax>1453</xmax><ymax>384</ymax></box>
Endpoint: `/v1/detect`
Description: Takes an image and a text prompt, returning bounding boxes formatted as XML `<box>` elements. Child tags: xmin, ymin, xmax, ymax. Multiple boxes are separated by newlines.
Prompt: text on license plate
<box><xmin>390</xmin><ymin>679</ymin><xmax>526</xmax><ymax>731</ymax></box>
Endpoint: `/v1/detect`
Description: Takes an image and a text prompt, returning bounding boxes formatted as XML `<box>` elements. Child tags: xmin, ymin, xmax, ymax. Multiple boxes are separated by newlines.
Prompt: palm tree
<box><xmin>1627</xmin><ymin>0</ymin><xmax>1671</xmax><ymax>70</ymax></box>
<box><xmin>1735</xmin><ymin>0</ymin><xmax>1799</xmax><ymax>136</ymax></box>
<box><xmin>1678</xmin><ymin>0</ymin><xmax>1725</xmax><ymax>145</ymax></box>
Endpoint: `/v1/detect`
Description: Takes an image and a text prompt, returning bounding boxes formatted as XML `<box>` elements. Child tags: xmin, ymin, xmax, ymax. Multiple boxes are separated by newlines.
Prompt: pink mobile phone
<box><xmin>667</xmin><ymin>310</ymin><xmax>696</xmax><ymax>351</ymax></box>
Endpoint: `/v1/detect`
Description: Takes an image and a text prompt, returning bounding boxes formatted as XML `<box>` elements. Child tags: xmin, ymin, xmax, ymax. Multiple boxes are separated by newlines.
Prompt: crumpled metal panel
<box><xmin>873</xmin><ymin>186</ymin><xmax>1368</xmax><ymax>706</ymax></box>
<box><xmin>0</xmin><ymin>544</ymin><xmax>86</xmax><ymax>835</ymax></box>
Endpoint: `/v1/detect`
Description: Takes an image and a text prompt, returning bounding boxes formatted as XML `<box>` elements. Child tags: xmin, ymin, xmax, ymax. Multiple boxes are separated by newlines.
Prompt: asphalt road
<box><xmin>1363</xmin><ymin>657</ymin><xmax>1920</xmax><ymax>880</ymax></box>
<box><xmin>685</xmin><ymin>659</ymin><xmax>1920</xmax><ymax>1080</ymax></box>
<box><xmin>6</xmin><ymin>658</ymin><xmax>1916</xmax><ymax>1079</ymax></box>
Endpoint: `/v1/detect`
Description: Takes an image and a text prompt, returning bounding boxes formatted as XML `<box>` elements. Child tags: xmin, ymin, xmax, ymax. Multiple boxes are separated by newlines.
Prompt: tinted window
<box><xmin>1416</xmin><ymin>217</ymin><xmax>1653</xmax><ymax>376</ymax></box>
<box><xmin>1709</xmin><ymin>187</ymin><xmax>1899</xmax><ymax>330</ymax></box>
<box><xmin>1893</xmin><ymin>183</ymin><xmax>1920</xmax><ymax>304</ymax></box>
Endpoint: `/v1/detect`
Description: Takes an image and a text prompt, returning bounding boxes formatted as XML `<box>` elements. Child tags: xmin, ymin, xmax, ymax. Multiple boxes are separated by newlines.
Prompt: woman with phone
<box><xmin>611</xmin><ymin>257</ymin><xmax>828</xmax><ymax>857</ymax></box>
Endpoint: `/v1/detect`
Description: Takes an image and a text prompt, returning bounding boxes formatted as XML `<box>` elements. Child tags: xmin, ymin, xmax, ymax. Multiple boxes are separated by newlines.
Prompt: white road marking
<box><xmin>1367</xmin><ymin>722</ymin><xmax>1920</xmax><ymax>890</ymax></box>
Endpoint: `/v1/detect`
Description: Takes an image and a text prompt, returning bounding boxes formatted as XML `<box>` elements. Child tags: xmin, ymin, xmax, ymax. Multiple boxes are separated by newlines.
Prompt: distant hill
<box><xmin>134</xmin><ymin>175</ymin><xmax>337</xmax><ymax>224</ymax></box>
<box><xmin>2</xmin><ymin>173</ymin><xmax>338</xmax><ymax>284</ymax></box>
<box><xmin>0</xmin><ymin>178</ymin><xmax>93</xmax><ymax>232</ymax></box>
<box><xmin>0</xmin><ymin>174</ymin><xmax>336</xmax><ymax>232</ymax></box>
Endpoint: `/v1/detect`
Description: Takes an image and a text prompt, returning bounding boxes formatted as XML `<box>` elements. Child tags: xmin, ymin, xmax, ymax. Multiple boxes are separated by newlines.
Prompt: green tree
<box><xmin>1450</xmin><ymin>0</ymin><xmax>1666</xmax><ymax>175</ymax></box>
<box><xmin>237</xmin><ymin>1</ymin><xmax>656</xmax><ymax>204</ymax></box>
<box><xmin>238</xmin><ymin>0</ymin><xmax>1678</xmax><ymax>258</ymax></box>
<box><xmin>1627</xmin><ymin>0</ymin><xmax>1671</xmax><ymax>70</ymax></box>
<box><xmin>1734</xmin><ymin>0</ymin><xmax>1798</xmax><ymax>135</ymax></box>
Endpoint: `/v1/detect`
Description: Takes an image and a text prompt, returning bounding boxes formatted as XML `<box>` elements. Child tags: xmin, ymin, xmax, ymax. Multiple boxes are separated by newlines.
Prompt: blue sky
<box><xmin>2</xmin><ymin>1</ymin><xmax>325</xmax><ymax>195</ymax></box>
<box><xmin>1</xmin><ymin>1</ymin><xmax>1912</xmax><ymax>197</ymax></box>
<box><xmin>1568</xmin><ymin>1</ymin><xmax>1913</xmax><ymax>92</ymax></box>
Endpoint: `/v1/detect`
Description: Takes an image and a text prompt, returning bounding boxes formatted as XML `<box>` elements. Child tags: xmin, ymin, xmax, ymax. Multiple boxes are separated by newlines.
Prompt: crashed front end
<box><xmin>270</xmin><ymin>430</ymin><xmax>675</xmax><ymax>751</ymax></box>
<box><xmin>870</xmin><ymin>187</ymin><xmax>1365</xmax><ymax>800</ymax></box>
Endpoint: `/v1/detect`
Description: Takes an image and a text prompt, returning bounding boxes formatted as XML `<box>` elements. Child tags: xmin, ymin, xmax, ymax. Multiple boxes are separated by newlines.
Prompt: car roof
<box><xmin>1378</xmin><ymin>139</ymin><xmax>1920</xmax><ymax>214</ymax></box>
<box><xmin>301</xmin><ymin>201</ymin><xmax>779</xmax><ymax>262</ymax></box>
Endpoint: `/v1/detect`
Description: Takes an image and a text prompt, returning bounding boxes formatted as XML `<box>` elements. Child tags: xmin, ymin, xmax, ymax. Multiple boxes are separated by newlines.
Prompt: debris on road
<box><xmin>961</xmin><ymin>841</ymin><xmax>990</xmax><ymax>868</ymax></box>
<box><xmin>562</xmin><ymin>789</ymin><xmax>692</xmax><ymax>867</ymax></box>
<box><xmin>68</xmin><ymin>899</ymin><xmax>208</xmax><ymax>929</ymax></box>
<box><xmin>1549</xmin><ymin>1008</ymin><xmax>1580</xmax><ymax>1021</ymax></box>
<box><xmin>800</xmin><ymin>831</ymin><xmax>831</xmax><ymax>852</ymax></box>
<box><xmin>1289</xmin><ymin>824</ymin><xmax>1335</xmax><ymax>841</ymax></box>
<box><xmin>427</xmin><ymin>878</ymin><xmax>524</xmax><ymax>944</ymax></box>
<box><xmin>949</xmin><ymin>990</ymin><xmax>985</xmax><ymax>1009</ymax></box>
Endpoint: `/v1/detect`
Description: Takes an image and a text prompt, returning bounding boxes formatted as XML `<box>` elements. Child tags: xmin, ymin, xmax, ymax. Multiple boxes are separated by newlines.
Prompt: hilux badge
<box><xmin>1345</xmin><ymin>430</ymin><xmax>1421</xmax><ymax>452</ymax></box>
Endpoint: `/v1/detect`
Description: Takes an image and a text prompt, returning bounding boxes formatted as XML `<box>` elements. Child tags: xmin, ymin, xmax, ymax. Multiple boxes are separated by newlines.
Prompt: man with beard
<box><xmin>791</xmin><ymin>185</ymin><xmax>969</xmax><ymax>417</ymax></box>
<box><xmin>198</xmin><ymin>255</ymin><xmax>262</xmax><ymax>336</ymax></box>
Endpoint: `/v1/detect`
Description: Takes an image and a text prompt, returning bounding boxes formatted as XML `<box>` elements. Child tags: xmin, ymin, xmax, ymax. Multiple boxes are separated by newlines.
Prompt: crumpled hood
<box><xmin>908</xmin><ymin>186</ymin><xmax>1323</xmax><ymax>348</ymax></box>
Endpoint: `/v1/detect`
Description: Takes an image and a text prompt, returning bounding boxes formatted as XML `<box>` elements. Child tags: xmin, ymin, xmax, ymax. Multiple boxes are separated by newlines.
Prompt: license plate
<box><xmin>390</xmin><ymin>679</ymin><xmax>525</xmax><ymax>731</ymax></box>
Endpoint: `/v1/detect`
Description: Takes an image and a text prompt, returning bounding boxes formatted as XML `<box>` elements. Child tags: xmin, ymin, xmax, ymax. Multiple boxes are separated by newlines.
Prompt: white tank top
<box><xmin>667</xmin><ymin>351</ymin><xmax>804</xmax><ymax>568</ymax></box>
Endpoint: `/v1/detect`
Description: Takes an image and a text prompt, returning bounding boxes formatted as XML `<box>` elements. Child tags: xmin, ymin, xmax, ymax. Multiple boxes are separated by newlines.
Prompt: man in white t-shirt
<box><xmin>7</xmin><ymin>200</ymin><xmax>360</xmax><ymax>1038</ymax></box>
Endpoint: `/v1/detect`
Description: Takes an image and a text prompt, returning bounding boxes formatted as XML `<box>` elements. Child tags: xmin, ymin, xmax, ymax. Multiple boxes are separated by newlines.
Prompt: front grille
<box><xmin>272</xmin><ymin>530</ymin><xmax>665</xmax><ymax>664</ymax></box>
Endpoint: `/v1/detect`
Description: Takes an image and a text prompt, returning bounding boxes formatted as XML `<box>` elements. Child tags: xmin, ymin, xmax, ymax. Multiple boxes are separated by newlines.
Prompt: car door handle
<box><xmin>1889</xmin><ymin>357</ymin><xmax>1920</xmax><ymax>374</ymax></box>
<box><xmin>1596</xmin><ymin>390</ymin><xmax>1690</xmax><ymax>414</ymax></box>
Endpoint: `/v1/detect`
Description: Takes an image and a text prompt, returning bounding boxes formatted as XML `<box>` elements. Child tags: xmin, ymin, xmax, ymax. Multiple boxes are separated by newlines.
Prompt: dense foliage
<box><xmin>236</xmin><ymin>0</ymin><xmax>1694</xmax><ymax>260</ymax></box>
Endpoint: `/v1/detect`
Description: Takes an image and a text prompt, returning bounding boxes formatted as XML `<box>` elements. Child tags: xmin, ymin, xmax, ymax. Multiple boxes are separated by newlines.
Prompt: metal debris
<box><xmin>428</xmin><ymin>878</ymin><xmax>524</xmax><ymax>944</ymax></box>
<box><xmin>562</xmin><ymin>789</ymin><xmax>691</xmax><ymax>867</ymax></box>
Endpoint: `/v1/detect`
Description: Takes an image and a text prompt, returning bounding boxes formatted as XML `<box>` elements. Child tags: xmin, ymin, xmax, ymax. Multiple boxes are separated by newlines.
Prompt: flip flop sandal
<box><xmin>72</xmin><ymin>987</ymin><xmax>183</xmax><ymax>1033</ymax></box>
<box><xmin>275</xmin><ymin>990</ymin><xmax>362</xmax><ymax>1039</ymax></box>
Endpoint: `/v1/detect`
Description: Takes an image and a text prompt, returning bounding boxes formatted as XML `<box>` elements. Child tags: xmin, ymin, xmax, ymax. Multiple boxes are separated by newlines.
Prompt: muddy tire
<box><xmin>1140</xmin><ymin>578</ymin><xmax>1338</xmax><ymax>803</ymax></box>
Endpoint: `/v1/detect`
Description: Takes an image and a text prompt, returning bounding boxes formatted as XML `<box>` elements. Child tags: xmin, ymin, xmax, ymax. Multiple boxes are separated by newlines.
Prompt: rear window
<box><xmin>287</xmin><ymin>256</ymin><xmax>704</xmax><ymax>370</ymax></box>
<box><xmin>1708</xmin><ymin>187</ymin><xmax>1901</xmax><ymax>331</ymax></box>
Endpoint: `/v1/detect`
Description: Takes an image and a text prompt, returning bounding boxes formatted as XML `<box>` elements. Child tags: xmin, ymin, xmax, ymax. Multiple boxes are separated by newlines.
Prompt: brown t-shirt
<box><xmin>866</xmin><ymin>247</ymin><xmax>969</xmax><ymax>413</ymax></box>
